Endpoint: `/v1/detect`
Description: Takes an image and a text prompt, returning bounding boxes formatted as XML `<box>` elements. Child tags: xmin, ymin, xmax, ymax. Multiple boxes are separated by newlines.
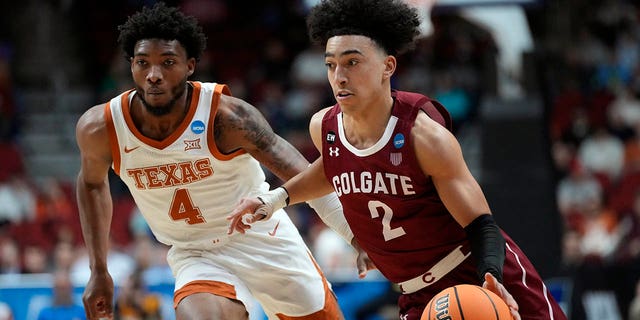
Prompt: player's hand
<box><xmin>227</xmin><ymin>197</ymin><xmax>269</xmax><ymax>234</ymax></box>
<box><xmin>352</xmin><ymin>238</ymin><xmax>377</xmax><ymax>279</ymax></box>
<box><xmin>82</xmin><ymin>271</ymin><xmax>114</xmax><ymax>320</ymax></box>
<box><xmin>482</xmin><ymin>273</ymin><xmax>520</xmax><ymax>320</ymax></box>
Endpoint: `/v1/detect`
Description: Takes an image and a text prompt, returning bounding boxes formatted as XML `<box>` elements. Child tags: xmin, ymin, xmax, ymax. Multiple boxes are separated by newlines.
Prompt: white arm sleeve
<box><xmin>307</xmin><ymin>192</ymin><xmax>354</xmax><ymax>244</ymax></box>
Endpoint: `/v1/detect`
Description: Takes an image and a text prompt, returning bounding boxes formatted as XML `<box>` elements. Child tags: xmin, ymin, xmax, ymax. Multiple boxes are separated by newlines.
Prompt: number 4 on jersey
<box><xmin>169</xmin><ymin>188</ymin><xmax>206</xmax><ymax>224</ymax></box>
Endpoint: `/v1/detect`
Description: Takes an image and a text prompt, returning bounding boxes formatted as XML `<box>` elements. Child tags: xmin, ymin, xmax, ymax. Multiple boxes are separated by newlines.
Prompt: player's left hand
<box><xmin>227</xmin><ymin>197</ymin><xmax>266</xmax><ymax>234</ymax></box>
<box><xmin>352</xmin><ymin>238</ymin><xmax>377</xmax><ymax>279</ymax></box>
<box><xmin>482</xmin><ymin>272</ymin><xmax>521</xmax><ymax>320</ymax></box>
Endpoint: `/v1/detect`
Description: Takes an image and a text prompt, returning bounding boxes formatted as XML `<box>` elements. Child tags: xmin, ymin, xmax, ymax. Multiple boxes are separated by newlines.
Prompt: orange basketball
<box><xmin>422</xmin><ymin>284</ymin><xmax>513</xmax><ymax>320</ymax></box>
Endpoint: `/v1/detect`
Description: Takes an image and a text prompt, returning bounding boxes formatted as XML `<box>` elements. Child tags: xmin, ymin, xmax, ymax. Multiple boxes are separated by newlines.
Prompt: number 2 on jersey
<box><xmin>368</xmin><ymin>200</ymin><xmax>406</xmax><ymax>241</ymax></box>
<box><xmin>169</xmin><ymin>188</ymin><xmax>206</xmax><ymax>224</ymax></box>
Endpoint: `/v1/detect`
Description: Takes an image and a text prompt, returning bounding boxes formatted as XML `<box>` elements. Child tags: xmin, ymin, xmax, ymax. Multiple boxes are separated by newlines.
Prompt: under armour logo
<box><xmin>400</xmin><ymin>314</ymin><xmax>409</xmax><ymax>320</ymax></box>
<box><xmin>329</xmin><ymin>147</ymin><xmax>340</xmax><ymax>157</ymax></box>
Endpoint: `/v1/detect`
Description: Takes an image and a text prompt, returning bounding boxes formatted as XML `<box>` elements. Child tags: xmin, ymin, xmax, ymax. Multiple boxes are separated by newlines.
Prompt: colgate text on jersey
<box><xmin>331</xmin><ymin>171</ymin><xmax>416</xmax><ymax>197</ymax></box>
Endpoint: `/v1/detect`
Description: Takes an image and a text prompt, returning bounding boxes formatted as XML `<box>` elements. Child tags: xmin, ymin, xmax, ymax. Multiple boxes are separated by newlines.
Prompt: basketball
<box><xmin>422</xmin><ymin>284</ymin><xmax>513</xmax><ymax>320</ymax></box>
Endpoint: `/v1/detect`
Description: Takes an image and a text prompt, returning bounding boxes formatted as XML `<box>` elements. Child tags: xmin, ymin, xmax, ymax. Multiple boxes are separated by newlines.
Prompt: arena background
<box><xmin>0</xmin><ymin>0</ymin><xmax>638</xmax><ymax>319</ymax></box>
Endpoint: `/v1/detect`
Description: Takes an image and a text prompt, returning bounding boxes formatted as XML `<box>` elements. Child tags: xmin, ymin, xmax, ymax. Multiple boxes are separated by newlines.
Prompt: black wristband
<box><xmin>464</xmin><ymin>214</ymin><xmax>505</xmax><ymax>283</ymax></box>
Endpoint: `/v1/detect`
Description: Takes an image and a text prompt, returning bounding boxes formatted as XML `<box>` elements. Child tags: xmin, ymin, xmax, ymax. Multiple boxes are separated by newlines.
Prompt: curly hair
<box><xmin>306</xmin><ymin>0</ymin><xmax>421</xmax><ymax>56</ymax></box>
<box><xmin>117</xmin><ymin>2</ymin><xmax>207</xmax><ymax>61</ymax></box>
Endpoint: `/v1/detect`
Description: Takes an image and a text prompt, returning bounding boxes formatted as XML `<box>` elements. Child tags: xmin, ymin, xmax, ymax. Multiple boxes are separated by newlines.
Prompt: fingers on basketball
<box><xmin>422</xmin><ymin>284</ymin><xmax>513</xmax><ymax>320</ymax></box>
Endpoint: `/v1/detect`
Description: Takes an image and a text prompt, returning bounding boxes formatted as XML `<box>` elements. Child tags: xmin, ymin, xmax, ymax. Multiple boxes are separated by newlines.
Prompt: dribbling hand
<box><xmin>482</xmin><ymin>272</ymin><xmax>521</xmax><ymax>320</ymax></box>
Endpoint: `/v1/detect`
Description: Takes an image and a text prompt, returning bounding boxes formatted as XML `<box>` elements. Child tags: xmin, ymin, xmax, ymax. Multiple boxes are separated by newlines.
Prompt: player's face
<box><xmin>324</xmin><ymin>35</ymin><xmax>395</xmax><ymax>109</ymax></box>
<box><xmin>130</xmin><ymin>39</ymin><xmax>195</xmax><ymax>115</ymax></box>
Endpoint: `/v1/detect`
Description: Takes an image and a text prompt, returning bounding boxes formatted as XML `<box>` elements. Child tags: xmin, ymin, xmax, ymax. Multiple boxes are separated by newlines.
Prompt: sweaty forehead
<box><xmin>134</xmin><ymin>39</ymin><xmax>185</xmax><ymax>56</ymax></box>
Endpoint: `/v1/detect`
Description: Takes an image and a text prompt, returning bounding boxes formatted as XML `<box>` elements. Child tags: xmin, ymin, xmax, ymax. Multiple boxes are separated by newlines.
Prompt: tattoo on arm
<box><xmin>215</xmin><ymin>100</ymin><xmax>297</xmax><ymax>178</ymax></box>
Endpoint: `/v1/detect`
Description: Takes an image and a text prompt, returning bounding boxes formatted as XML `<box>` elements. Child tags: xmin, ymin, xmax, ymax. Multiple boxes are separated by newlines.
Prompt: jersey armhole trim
<box><xmin>207</xmin><ymin>84</ymin><xmax>247</xmax><ymax>161</ymax></box>
<box><xmin>104</xmin><ymin>101</ymin><xmax>121</xmax><ymax>175</ymax></box>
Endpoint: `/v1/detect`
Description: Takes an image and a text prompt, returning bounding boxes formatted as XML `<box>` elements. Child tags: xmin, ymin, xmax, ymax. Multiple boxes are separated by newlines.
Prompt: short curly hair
<box><xmin>306</xmin><ymin>0</ymin><xmax>421</xmax><ymax>56</ymax></box>
<box><xmin>117</xmin><ymin>2</ymin><xmax>207</xmax><ymax>61</ymax></box>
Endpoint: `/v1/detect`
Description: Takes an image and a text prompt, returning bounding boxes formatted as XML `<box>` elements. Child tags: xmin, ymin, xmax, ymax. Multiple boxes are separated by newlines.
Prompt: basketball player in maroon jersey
<box><xmin>229</xmin><ymin>0</ymin><xmax>567</xmax><ymax>319</ymax></box>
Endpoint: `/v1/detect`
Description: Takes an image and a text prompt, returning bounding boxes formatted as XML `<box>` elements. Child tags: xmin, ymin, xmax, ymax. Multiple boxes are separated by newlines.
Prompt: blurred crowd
<box><xmin>1</xmin><ymin>0</ymin><xmax>640</xmax><ymax>319</ymax></box>
<box><xmin>543</xmin><ymin>1</ymin><xmax>640</xmax><ymax>319</ymax></box>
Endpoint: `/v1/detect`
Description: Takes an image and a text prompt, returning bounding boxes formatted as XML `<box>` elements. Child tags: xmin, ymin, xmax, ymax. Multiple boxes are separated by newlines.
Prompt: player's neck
<box><xmin>341</xmin><ymin>95</ymin><xmax>394</xmax><ymax>149</ymax></box>
<box><xmin>132</xmin><ymin>84</ymin><xmax>193</xmax><ymax>141</ymax></box>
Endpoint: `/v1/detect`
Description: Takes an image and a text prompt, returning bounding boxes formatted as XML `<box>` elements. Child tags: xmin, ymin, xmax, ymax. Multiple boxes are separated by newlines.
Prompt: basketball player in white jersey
<box><xmin>75</xmin><ymin>3</ymin><xmax>361</xmax><ymax>320</ymax></box>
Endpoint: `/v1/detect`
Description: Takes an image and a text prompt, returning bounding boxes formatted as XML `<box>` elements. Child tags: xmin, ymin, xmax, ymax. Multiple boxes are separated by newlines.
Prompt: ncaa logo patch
<box><xmin>191</xmin><ymin>120</ymin><xmax>205</xmax><ymax>134</ymax></box>
<box><xmin>393</xmin><ymin>133</ymin><xmax>405</xmax><ymax>149</ymax></box>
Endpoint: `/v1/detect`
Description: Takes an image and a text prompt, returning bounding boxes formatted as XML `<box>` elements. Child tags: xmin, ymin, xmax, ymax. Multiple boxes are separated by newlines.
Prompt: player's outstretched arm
<box><xmin>214</xmin><ymin>94</ymin><xmax>311</xmax><ymax>181</ymax></box>
<box><xmin>75</xmin><ymin>104</ymin><xmax>116</xmax><ymax>320</ymax></box>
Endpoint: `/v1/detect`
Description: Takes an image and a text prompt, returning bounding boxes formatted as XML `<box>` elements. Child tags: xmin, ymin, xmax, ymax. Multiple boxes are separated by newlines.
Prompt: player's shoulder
<box><xmin>412</xmin><ymin>110</ymin><xmax>456</xmax><ymax>152</ymax></box>
<box><xmin>311</xmin><ymin>106</ymin><xmax>334</xmax><ymax>122</ymax></box>
<box><xmin>77</xmin><ymin>103</ymin><xmax>108</xmax><ymax>129</ymax></box>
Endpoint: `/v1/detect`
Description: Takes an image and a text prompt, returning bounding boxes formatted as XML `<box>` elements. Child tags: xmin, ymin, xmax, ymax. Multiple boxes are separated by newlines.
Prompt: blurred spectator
<box><xmin>578</xmin><ymin>194</ymin><xmax>625</xmax><ymax>261</ymax></box>
<box><xmin>0</xmin><ymin>301</ymin><xmax>13</xmax><ymax>320</ymax></box>
<box><xmin>561</xmin><ymin>230</ymin><xmax>583</xmax><ymax>271</ymax></box>
<box><xmin>37</xmin><ymin>270</ymin><xmax>85</xmax><ymax>320</ymax></box>
<box><xmin>34</xmin><ymin>178</ymin><xmax>76</xmax><ymax>244</ymax></box>
<box><xmin>114</xmin><ymin>268</ymin><xmax>163</xmax><ymax>320</ymax></box>
<box><xmin>556</xmin><ymin>159</ymin><xmax>604</xmax><ymax>228</ymax></box>
<box><xmin>22</xmin><ymin>244</ymin><xmax>49</xmax><ymax>274</ymax></box>
<box><xmin>577</xmin><ymin>126</ymin><xmax>624</xmax><ymax>182</ymax></box>
<box><xmin>52</xmin><ymin>241</ymin><xmax>78</xmax><ymax>273</ymax></box>
<box><xmin>607</xmin><ymin>85</ymin><xmax>640</xmax><ymax>141</ymax></box>
<box><xmin>0</xmin><ymin>175</ymin><xmax>36</xmax><ymax>225</ymax></box>
<box><xmin>551</xmin><ymin>140</ymin><xmax>577</xmax><ymax>178</ymax></box>
<box><xmin>0</xmin><ymin>239</ymin><xmax>20</xmax><ymax>275</ymax></box>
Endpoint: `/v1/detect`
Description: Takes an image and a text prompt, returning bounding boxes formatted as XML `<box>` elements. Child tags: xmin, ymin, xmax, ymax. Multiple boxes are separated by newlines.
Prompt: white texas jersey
<box><xmin>105</xmin><ymin>81</ymin><xmax>269</xmax><ymax>249</ymax></box>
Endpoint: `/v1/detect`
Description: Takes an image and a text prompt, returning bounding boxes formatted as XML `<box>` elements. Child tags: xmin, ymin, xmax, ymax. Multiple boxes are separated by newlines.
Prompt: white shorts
<box><xmin>167</xmin><ymin>209</ymin><xmax>337</xmax><ymax>319</ymax></box>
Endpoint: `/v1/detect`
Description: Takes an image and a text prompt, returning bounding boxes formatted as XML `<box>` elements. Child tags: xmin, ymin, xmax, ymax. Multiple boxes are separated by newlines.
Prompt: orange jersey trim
<box><xmin>122</xmin><ymin>82</ymin><xmax>202</xmax><ymax>150</ymax></box>
<box><xmin>207</xmin><ymin>83</ymin><xmax>248</xmax><ymax>161</ymax></box>
<box><xmin>173</xmin><ymin>280</ymin><xmax>238</xmax><ymax>309</ymax></box>
<box><xmin>104</xmin><ymin>101</ymin><xmax>121</xmax><ymax>175</ymax></box>
<box><xmin>275</xmin><ymin>253</ymin><xmax>342</xmax><ymax>320</ymax></box>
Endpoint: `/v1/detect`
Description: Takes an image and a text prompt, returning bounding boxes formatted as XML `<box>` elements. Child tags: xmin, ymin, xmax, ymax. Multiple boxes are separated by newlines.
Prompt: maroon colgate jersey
<box><xmin>321</xmin><ymin>90</ymin><xmax>463</xmax><ymax>283</ymax></box>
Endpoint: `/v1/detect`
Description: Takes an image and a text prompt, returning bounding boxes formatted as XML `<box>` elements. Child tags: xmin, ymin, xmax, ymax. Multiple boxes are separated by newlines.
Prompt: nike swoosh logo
<box><xmin>124</xmin><ymin>146</ymin><xmax>140</xmax><ymax>153</ymax></box>
<box><xmin>268</xmin><ymin>220</ymin><xmax>280</xmax><ymax>236</ymax></box>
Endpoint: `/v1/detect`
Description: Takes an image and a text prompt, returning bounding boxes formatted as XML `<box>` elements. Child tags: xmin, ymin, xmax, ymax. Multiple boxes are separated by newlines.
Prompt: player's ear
<box><xmin>187</xmin><ymin>58</ymin><xmax>196</xmax><ymax>76</ymax></box>
<box><xmin>383</xmin><ymin>55</ymin><xmax>396</xmax><ymax>79</ymax></box>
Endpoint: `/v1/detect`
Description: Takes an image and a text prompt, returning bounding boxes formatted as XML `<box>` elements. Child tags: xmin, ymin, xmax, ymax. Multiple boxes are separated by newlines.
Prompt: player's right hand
<box><xmin>82</xmin><ymin>271</ymin><xmax>114</xmax><ymax>320</ymax></box>
<box><xmin>227</xmin><ymin>197</ymin><xmax>269</xmax><ymax>235</ymax></box>
<box><xmin>482</xmin><ymin>272</ymin><xmax>520</xmax><ymax>320</ymax></box>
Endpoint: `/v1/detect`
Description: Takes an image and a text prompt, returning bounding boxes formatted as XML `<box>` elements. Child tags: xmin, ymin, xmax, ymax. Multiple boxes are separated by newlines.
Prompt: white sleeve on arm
<box><xmin>307</xmin><ymin>192</ymin><xmax>354</xmax><ymax>244</ymax></box>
